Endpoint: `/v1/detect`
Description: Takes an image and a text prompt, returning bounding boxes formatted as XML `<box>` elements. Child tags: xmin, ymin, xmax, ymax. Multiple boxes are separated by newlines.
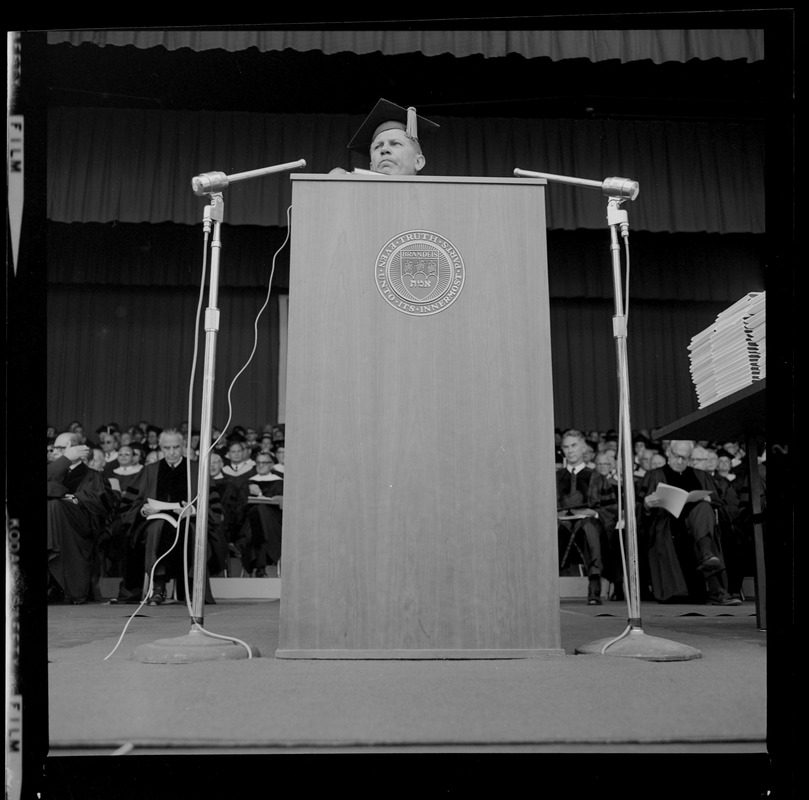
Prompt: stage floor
<box><xmin>43</xmin><ymin>596</ymin><xmax>767</xmax><ymax>754</ymax></box>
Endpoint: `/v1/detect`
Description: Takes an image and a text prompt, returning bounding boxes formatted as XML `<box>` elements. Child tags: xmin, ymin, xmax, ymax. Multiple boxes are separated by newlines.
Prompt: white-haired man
<box><xmin>639</xmin><ymin>439</ymin><xmax>740</xmax><ymax>606</ymax></box>
<box><xmin>114</xmin><ymin>428</ymin><xmax>223</xmax><ymax>605</ymax></box>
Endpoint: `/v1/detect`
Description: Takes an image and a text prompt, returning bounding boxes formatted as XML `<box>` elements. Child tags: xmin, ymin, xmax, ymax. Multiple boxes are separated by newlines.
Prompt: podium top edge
<box><xmin>291</xmin><ymin>174</ymin><xmax>547</xmax><ymax>186</ymax></box>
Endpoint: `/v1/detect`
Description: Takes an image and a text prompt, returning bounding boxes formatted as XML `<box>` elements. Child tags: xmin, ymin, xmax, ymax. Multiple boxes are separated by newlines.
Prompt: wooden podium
<box><xmin>276</xmin><ymin>174</ymin><xmax>562</xmax><ymax>658</ymax></box>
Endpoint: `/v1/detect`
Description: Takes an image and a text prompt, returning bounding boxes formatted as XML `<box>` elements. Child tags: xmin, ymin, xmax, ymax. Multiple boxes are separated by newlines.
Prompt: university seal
<box><xmin>375</xmin><ymin>230</ymin><xmax>465</xmax><ymax>316</ymax></box>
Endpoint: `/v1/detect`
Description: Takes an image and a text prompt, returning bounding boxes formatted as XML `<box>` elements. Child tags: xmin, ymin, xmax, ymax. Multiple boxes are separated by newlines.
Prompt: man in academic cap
<box><xmin>331</xmin><ymin>98</ymin><xmax>439</xmax><ymax>176</ymax></box>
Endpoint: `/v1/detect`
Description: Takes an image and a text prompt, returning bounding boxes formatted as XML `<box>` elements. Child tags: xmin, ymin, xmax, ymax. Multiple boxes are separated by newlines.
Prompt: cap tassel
<box><xmin>406</xmin><ymin>107</ymin><xmax>418</xmax><ymax>141</ymax></box>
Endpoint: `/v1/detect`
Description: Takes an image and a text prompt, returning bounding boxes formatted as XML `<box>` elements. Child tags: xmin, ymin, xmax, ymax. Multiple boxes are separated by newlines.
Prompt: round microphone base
<box><xmin>132</xmin><ymin>629</ymin><xmax>259</xmax><ymax>664</ymax></box>
<box><xmin>575</xmin><ymin>628</ymin><xmax>702</xmax><ymax>661</ymax></box>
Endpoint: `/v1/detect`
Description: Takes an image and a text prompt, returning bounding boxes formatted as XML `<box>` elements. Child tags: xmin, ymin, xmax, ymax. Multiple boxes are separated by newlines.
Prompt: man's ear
<box><xmin>414</xmin><ymin>154</ymin><xmax>426</xmax><ymax>172</ymax></box>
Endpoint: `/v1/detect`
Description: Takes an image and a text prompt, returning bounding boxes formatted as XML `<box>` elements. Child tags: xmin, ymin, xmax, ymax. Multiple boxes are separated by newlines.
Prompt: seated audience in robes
<box><xmin>142</xmin><ymin>425</ymin><xmax>162</xmax><ymax>459</ymax></box>
<box><xmin>47</xmin><ymin>432</ymin><xmax>116</xmax><ymax>604</ymax></box>
<box><xmin>556</xmin><ymin>429</ymin><xmax>612</xmax><ymax>605</ymax></box>
<box><xmin>204</xmin><ymin>452</ymin><xmax>231</xmax><ymax>576</ymax></box>
<box><xmin>68</xmin><ymin>421</ymin><xmax>96</xmax><ymax>449</ymax></box>
<box><xmin>233</xmin><ymin>453</ymin><xmax>284</xmax><ymax>576</ymax></box>
<box><xmin>722</xmin><ymin>440</ymin><xmax>747</xmax><ymax>479</ymax></box>
<box><xmin>99</xmin><ymin>444</ymin><xmax>144</xmax><ymax>577</ymax></box>
<box><xmin>592</xmin><ymin>451</ymin><xmax>628</xmax><ymax>601</ymax></box>
<box><xmin>97</xmin><ymin>430</ymin><xmax>119</xmax><ymax>471</ymax></box>
<box><xmin>715</xmin><ymin>450</ymin><xmax>737</xmax><ymax>483</ymax></box>
<box><xmin>691</xmin><ymin>444</ymin><xmax>746</xmax><ymax>599</ymax></box>
<box><xmin>244</xmin><ymin>427</ymin><xmax>261</xmax><ymax>458</ymax></box>
<box><xmin>223</xmin><ymin>437</ymin><xmax>256</xmax><ymax>480</ymax></box>
<box><xmin>218</xmin><ymin>438</ymin><xmax>257</xmax><ymax>548</ymax></box>
<box><xmin>113</xmin><ymin>429</ymin><xmax>223</xmax><ymax>605</ymax></box>
<box><xmin>637</xmin><ymin>439</ymin><xmax>741</xmax><ymax>606</ymax></box>
<box><xmin>88</xmin><ymin>447</ymin><xmax>107</xmax><ymax>473</ymax></box>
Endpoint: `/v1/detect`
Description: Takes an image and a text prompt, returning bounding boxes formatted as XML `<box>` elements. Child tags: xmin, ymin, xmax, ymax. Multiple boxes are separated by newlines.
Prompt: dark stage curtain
<box><xmin>46</xmin><ymin>223</ymin><xmax>765</xmax><ymax>301</ymax></box>
<box><xmin>47</xmin><ymin>107</ymin><xmax>765</xmax><ymax>235</ymax></box>
<box><xmin>47</xmin><ymin>28</ymin><xmax>764</xmax><ymax>64</ymax></box>
<box><xmin>46</xmin><ymin>284</ymin><xmax>282</xmax><ymax>437</ymax></box>
<box><xmin>45</xmin><ymin>221</ymin><xmax>764</xmax><ymax>436</ymax></box>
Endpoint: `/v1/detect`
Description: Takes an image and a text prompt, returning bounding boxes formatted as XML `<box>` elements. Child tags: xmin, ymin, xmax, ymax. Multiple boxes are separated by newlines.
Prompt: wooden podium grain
<box><xmin>276</xmin><ymin>174</ymin><xmax>562</xmax><ymax>658</ymax></box>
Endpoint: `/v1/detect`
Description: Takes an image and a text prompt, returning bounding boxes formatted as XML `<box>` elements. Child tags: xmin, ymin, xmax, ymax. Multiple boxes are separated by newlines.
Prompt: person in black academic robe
<box><xmin>233</xmin><ymin>455</ymin><xmax>284</xmax><ymax>576</ymax></box>
<box><xmin>637</xmin><ymin>440</ymin><xmax>741</xmax><ymax>606</ymax></box>
<box><xmin>98</xmin><ymin>445</ymin><xmax>144</xmax><ymax>577</ymax></box>
<box><xmin>557</xmin><ymin>430</ymin><xmax>611</xmax><ymax>605</ymax></box>
<box><xmin>47</xmin><ymin>433</ymin><xmax>116</xmax><ymax>603</ymax></box>
<box><xmin>114</xmin><ymin>429</ymin><xmax>222</xmax><ymax>604</ymax></box>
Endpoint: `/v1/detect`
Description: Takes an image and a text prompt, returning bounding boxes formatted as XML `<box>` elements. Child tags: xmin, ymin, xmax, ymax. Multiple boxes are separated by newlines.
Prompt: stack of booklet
<box><xmin>687</xmin><ymin>291</ymin><xmax>765</xmax><ymax>408</ymax></box>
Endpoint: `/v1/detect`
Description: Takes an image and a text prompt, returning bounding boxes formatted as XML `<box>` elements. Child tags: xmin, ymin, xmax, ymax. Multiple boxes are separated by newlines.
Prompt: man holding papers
<box><xmin>112</xmin><ymin>428</ymin><xmax>223</xmax><ymax>605</ymax></box>
<box><xmin>639</xmin><ymin>440</ymin><xmax>741</xmax><ymax>606</ymax></box>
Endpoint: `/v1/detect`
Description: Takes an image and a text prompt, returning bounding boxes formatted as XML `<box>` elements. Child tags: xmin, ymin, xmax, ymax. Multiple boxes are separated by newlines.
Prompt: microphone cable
<box><xmin>598</xmin><ymin>231</ymin><xmax>634</xmax><ymax>655</ymax></box>
<box><xmin>104</xmin><ymin>204</ymin><xmax>293</xmax><ymax>661</ymax></box>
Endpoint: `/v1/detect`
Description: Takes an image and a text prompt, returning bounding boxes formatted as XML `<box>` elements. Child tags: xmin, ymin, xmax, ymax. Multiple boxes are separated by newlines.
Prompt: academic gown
<box><xmin>235</xmin><ymin>472</ymin><xmax>284</xmax><ymax>571</ymax></box>
<box><xmin>47</xmin><ymin>456</ymin><xmax>116</xmax><ymax>601</ymax></box>
<box><xmin>638</xmin><ymin>466</ymin><xmax>727</xmax><ymax>602</ymax></box>
<box><xmin>116</xmin><ymin>458</ymin><xmax>223</xmax><ymax>602</ymax></box>
<box><xmin>100</xmin><ymin>465</ymin><xmax>144</xmax><ymax>576</ymax></box>
<box><xmin>556</xmin><ymin>466</ymin><xmax>609</xmax><ymax>578</ymax></box>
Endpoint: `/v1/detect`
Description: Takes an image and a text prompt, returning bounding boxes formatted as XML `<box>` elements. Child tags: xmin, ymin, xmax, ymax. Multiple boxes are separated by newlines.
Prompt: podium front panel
<box><xmin>278</xmin><ymin>175</ymin><xmax>561</xmax><ymax>658</ymax></box>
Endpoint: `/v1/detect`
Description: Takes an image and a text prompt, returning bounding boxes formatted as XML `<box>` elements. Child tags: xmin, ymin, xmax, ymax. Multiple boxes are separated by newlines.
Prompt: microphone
<box><xmin>513</xmin><ymin>169</ymin><xmax>639</xmax><ymax>201</ymax></box>
<box><xmin>192</xmin><ymin>159</ymin><xmax>307</xmax><ymax>196</ymax></box>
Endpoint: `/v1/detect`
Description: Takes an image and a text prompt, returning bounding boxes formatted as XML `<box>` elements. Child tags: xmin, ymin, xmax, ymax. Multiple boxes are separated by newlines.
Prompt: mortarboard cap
<box><xmin>347</xmin><ymin>98</ymin><xmax>439</xmax><ymax>155</ymax></box>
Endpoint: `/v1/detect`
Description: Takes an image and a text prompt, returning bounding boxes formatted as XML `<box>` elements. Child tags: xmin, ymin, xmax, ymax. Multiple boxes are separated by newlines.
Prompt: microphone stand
<box><xmin>514</xmin><ymin>168</ymin><xmax>701</xmax><ymax>661</ymax></box>
<box><xmin>133</xmin><ymin>159</ymin><xmax>306</xmax><ymax>664</ymax></box>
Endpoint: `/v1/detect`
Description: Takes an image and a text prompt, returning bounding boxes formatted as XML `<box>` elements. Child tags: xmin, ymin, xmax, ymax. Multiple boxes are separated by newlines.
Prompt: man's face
<box><xmin>228</xmin><ymin>443</ymin><xmax>245</xmax><ymax>464</ymax></box>
<box><xmin>705</xmin><ymin>451</ymin><xmax>719</xmax><ymax>472</ymax></box>
<box><xmin>595</xmin><ymin>455</ymin><xmax>613</xmax><ymax>476</ymax></box>
<box><xmin>667</xmin><ymin>441</ymin><xmax>693</xmax><ymax>474</ymax></box>
<box><xmin>53</xmin><ymin>433</ymin><xmax>77</xmax><ymax>462</ymax></box>
<box><xmin>89</xmin><ymin>449</ymin><xmax>106</xmax><ymax>472</ymax></box>
<box><xmin>118</xmin><ymin>446</ymin><xmax>134</xmax><ymax>466</ymax></box>
<box><xmin>255</xmin><ymin>455</ymin><xmax>274</xmax><ymax>474</ymax></box>
<box><xmin>370</xmin><ymin>129</ymin><xmax>425</xmax><ymax>175</ymax></box>
<box><xmin>160</xmin><ymin>434</ymin><xmax>184</xmax><ymax>465</ymax></box>
<box><xmin>100</xmin><ymin>435</ymin><xmax>116</xmax><ymax>453</ymax></box>
<box><xmin>210</xmin><ymin>455</ymin><xmax>223</xmax><ymax>476</ymax></box>
<box><xmin>562</xmin><ymin>435</ymin><xmax>586</xmax><ymax>467</ymax></box>
<box><xmin>689</xmin><ymin>447</ymin><xmax>710</xmax><ymax>471</ymax></box>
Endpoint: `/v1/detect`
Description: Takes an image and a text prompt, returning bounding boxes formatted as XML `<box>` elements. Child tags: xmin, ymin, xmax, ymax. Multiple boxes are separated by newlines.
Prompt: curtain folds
<box><xmin>47</xmin><ymin>285</ymin><xmax>282</xmax><ymax>437</ymax></box>
<box><xmin>46</xmin><ymin>283</ymin><xmax>727</xmax><ymax>436</ymax></box>
<box><xmin>46</xmin><ymin>29</ymin><xmax>764</xmax><ymax>64</ymax></box>
<box><xmin>47</xmin><ymin>107</ymin><xmax>765</xmax><ymax>234</ymax></box>
<box><xmin>47</xmin><ymin>222</ymin><xmax>764</xmax><ymax>305</ymax></box>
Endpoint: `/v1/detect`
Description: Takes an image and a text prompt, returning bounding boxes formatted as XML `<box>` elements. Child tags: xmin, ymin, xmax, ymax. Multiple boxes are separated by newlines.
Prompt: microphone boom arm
<box><xmin>192</xmin><ymin>159</ymin><xmax>307</xmax><ymax>196</ymax></box>
<box><xmin>513</xmin><ymin>168</ymin><xmax>639</xmax><ymax>201</ymax></box>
